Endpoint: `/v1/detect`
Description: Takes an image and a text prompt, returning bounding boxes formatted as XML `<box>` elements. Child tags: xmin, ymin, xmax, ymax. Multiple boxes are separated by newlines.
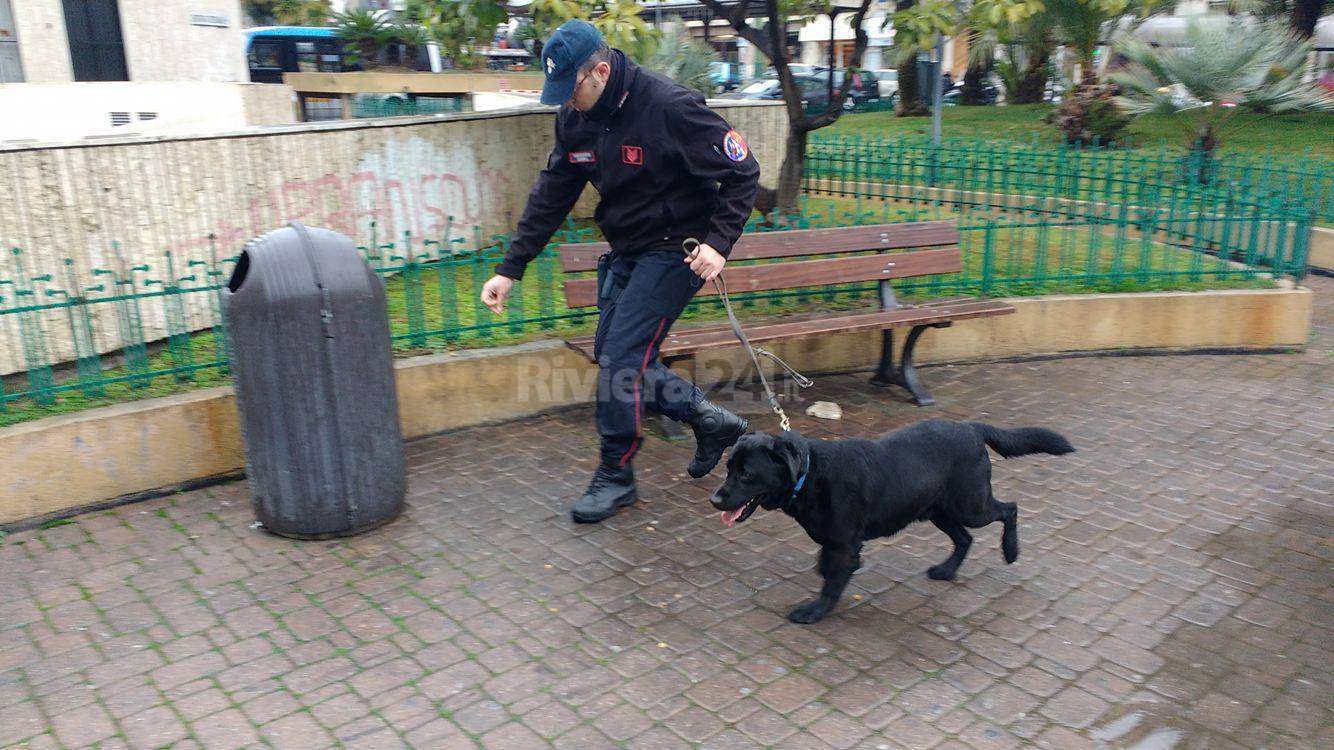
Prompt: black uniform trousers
<box><xmin>593</xmin><ymin>249</ymin><xmax>705</xmax><ymax>467</ymax></box>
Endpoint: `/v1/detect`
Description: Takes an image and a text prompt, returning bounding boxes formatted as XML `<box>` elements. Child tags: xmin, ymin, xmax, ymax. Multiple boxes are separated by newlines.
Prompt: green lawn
<box><xmin>0</xmin><ymin>333</ymin><xmax>232</xmax><ymax>428</ymax></box>
<box><xmin>825</xmin><ymin>104</ymin><xmax>1334</xmax><ymax>160</ymax></box>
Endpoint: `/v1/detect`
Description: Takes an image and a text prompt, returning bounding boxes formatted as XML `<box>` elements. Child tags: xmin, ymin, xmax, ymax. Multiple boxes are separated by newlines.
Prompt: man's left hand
<box><xmin>685</xmin><ymin>242</ymin><xmax>726</xmax><ymax>282</ymax></box>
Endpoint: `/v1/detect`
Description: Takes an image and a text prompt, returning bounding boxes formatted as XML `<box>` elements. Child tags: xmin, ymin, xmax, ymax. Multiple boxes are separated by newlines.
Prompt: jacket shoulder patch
<box><xmin>722</xmin><ymin>130</ymin><xmax>749</xmax><ymax>162</ymax></box>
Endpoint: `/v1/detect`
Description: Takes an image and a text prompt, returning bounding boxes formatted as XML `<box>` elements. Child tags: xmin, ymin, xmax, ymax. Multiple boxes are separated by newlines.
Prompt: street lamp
<box><xmin>827</xmin><ymin>0</ymin><xmax>863</xmax><ymax>107</ymax></box>
<box><xmin>915</xmin><ymin>35</ymin><xmax>945</xmax><ymax>148</ymax></box>
<box><xmin>931</xmin><ymin>37</ymin><xmax>943</xmax><ymax>148</ymax></box>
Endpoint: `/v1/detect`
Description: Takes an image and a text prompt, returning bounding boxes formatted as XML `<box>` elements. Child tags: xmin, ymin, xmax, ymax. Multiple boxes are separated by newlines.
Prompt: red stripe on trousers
<box><xmin>619</xmin><ymin>316</ymin><xmax>670</xmax><ymax>467</ymax></box>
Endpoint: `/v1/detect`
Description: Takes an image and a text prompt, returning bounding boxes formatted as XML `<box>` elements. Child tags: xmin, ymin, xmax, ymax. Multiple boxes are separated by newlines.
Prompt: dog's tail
<box><xmin>971</xmin><ymin>423</ymin><xmax>1075</xmax><ymax>458</ymax></box>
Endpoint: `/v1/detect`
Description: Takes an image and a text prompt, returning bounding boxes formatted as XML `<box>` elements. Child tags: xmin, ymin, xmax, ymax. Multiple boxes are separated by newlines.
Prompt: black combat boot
<box><xmin>684</xmin><ymin>397</ymin><xmax>748</xmax><ymax>478</ymax></box>
<box><xmin>571</xmin><ymin>461</ymin><xmax>638</xmax><ymax>523</ymax></box>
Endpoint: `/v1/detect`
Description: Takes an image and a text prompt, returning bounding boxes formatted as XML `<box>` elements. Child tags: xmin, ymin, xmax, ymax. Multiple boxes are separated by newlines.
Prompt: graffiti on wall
<box><xmin>168</xmin><ymin>136</ymin><xmax>517</xmax><ymax>258</ymax></box>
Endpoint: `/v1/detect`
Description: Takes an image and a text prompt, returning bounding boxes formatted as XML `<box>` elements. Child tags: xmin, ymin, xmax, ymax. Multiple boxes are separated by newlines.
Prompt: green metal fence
<box><xmin>349</xmin><ymin>95</ymin><xmax>472</xmax><ymax>119</ymax></box>
<box><xmin>807</xmin><ymin>135</ymin><xmax>1328</xmax><ymax>255</ymax></box>
<box><xmin>0</xmin><ymin>137</ymin><xmax>1309</xmax><ymax>421</ymax></box>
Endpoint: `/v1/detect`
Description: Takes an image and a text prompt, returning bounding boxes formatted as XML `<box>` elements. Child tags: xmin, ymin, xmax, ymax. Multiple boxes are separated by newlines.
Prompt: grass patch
<box><xmin>0</xmin><ymin>332</ymin><xmax>232</xmax><ymax>428</ymax></box>
<box><xmin>826</xmin><ymin>104</ymin><xmax>1334</xmax><ymax>160</ymax></box>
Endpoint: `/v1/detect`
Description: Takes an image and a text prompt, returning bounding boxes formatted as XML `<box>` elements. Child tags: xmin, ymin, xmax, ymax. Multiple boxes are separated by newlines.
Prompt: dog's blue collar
<box><xmin>791</xmin><ymin>454</ymin><xmax>809</xmax><ymax>499</ymax></box>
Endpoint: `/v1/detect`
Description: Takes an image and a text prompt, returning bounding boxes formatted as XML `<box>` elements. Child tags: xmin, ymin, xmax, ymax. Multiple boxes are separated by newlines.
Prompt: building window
<box><xmin>63</xmin><ymin>0</ymin><xmax>128</xmax><ymax>81</ymax></box>
<box><xmin>0</xmin><ymin>0</ymin><xmax>23</xmax><ymax>83</ymax></box>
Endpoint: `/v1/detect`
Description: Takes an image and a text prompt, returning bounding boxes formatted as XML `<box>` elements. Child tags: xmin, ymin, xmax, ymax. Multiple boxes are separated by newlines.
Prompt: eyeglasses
<box><xmin>568</xmin><ymin>71</ymin><xmax>592</xmax><ymax>103</ymax></box>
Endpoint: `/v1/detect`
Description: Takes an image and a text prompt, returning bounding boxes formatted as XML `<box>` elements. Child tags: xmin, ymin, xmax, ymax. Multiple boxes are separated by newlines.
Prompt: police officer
<box><xmin>480</xmin><ymin>20</ymin><xmax>759</xmax><ymax>524</ymax></box>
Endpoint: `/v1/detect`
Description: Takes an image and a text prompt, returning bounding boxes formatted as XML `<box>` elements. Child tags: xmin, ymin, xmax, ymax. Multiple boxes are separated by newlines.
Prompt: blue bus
<box><xmin>245</xmin><ymin>26</ymin><xmax>356</xmax><ymax>83</ymax></box>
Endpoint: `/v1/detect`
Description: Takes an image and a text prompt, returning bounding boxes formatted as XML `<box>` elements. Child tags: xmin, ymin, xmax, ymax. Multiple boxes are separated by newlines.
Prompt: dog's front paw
<box><xmin>927</xmin><ymin>564</ymin><xmax>958</xmax><ymax>581</ymax></box>
<box><xmin>787</xmin><ymin>601</ymin><xmax>828</xmax><ymax>624</ymax></box>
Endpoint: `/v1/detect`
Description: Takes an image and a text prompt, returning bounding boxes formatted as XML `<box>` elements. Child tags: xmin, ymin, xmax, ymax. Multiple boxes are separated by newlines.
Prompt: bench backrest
<box><xmin>558</xmin><ymin>221</ymin><xmax>961</xmax><ymax>309</ymax></box>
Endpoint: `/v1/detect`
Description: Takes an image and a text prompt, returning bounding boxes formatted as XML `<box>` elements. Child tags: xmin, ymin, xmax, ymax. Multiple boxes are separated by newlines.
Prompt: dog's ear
<box><xmin>770</xmin><ymin>431</ymin><xmax>806</xmax><ymax>485</ymax></box>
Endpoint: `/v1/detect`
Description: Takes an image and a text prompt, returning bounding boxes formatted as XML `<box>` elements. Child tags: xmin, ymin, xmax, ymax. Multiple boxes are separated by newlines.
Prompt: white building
<box><xmin>1</xmin><ymin>0</ymin><xmax>250</xmax><ymax>83</ymax></box>
<box><xmin>0</xmin><ymin>1</ymin><xmax>293</xmax><ymax>143</ymax></box>
<box><xmin>795</xmin><ymin>9</ymin><xmax>896</xmax><ymax>71</ymax></box>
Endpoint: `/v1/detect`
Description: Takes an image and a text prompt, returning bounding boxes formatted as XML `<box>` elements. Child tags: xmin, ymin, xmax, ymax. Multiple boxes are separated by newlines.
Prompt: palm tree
<box><xmin>333</xmin><ymin>9</ymin><xmax>394</xmax><ymax>69</ymax></box>
<box><xmin>528</xmin><ymin>0</ymin><xmax>658</xmax><ymax>61</ymax></box>
<box><xmin>968</xmin><ymin>0</ymin><xmax>1055</xmax><ymax>104</ymax></box>
<box><xmin>642</xmin><ymin>24</ymin><xmax>719</xmax><ymax>96</ymax></box>
<box><xmin>1113</xmin><ymin>15</ymin><xmax>1334</xmax><ymax>164</ymax></box>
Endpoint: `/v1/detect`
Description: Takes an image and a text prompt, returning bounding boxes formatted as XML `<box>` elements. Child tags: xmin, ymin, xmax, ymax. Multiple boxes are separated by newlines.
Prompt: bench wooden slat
<box><xmin>563</xmin><ymin>247</ymin><xmax>963</xmax><ymax>308</ymax></box>
<box><xmin>562</xmin><ymin>297</ymin><xmax>977</xmax><ymax>358</ymax></box>
<box><xmin>557</xmin><ymin>221</ymin><xmax>959</xmax><ymax>272</ymax></box>
<box><xmin>563</xmin><ymin>299</ymin><xmax>1013</xmax><ymax>362</ymax></box>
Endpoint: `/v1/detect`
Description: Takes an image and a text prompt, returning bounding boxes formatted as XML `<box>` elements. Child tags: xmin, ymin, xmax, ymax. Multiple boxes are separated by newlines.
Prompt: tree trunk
<box><xmin>1188</xmin><ymin>121</ymin><xmax>1218</xmax><ymax>185</ymax></box>
<box><xmin>358</xmin><ymin>39</ymin><xmax>379</xmax><ymax>69</ymax></box>
<box><xmin>896</xmin><ymin>54</ymin><xmax>929</xmax><ymax>116</ymax></box>
<box><xmin>1080</xmin><ymin>55</ymin><xmax>1098</xmax><ymax>89</ymax></box>
<box><xmin>1291</xmin><ymin>0</ymin><xmax>1321</xmax><ymax>39</ymax></box>
<box><xmin>893</xmin><ymin>0</ymin><xmax>928</xmax><ymax>116</ymax></box>
<box><xmin>774</xmin><ymin>128</ymin><xmax>809</xmax><ymax>218</ymax></box>
<box><xmin>1012</xmin><ymin>47</ymin><xmax>1049</xmax><ymax>104</ymax></box>
<box><xmin>960</xmin><ymin>64</ymin><xmax>985</xmax><ymax>105</ymax></box>
<box><xmin>697</xmin><ymin>0</ymin><xmax>873</xmax><ymax>219</ymax></box>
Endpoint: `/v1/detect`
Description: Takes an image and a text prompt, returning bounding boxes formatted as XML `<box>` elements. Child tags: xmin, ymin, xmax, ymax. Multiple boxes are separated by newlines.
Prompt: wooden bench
<box><xmin>558</xmin><ymin>220</ymin><xmax>1014</xmax><ymax>408</ymax></box>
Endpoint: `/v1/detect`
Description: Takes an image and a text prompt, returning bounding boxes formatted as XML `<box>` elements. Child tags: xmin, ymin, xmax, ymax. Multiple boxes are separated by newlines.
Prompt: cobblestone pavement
<box><xmin>2</xmin><ymin>279</ymin><xmax>1330</xmax><ymax>750</ymax></box>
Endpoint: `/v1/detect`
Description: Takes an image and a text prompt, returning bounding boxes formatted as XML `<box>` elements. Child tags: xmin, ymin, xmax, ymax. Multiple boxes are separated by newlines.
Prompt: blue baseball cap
<box><xmin>539</xmin><ymin>19</ymin><xmax>604</xmax><ymax>106</ymax></box>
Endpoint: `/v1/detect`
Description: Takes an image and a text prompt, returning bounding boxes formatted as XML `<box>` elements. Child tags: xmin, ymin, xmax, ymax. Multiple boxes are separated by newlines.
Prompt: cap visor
<box><xmin>540</xmin><ymin>75</ymin><xmax>576</xmax><ymax>105</ymax></box>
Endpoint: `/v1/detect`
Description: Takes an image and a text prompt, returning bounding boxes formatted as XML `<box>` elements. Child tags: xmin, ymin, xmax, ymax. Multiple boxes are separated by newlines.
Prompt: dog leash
<box><xmin>684</xmin><ymin>238</ymin><xmax>812</xmax><ymax>432</ymax></box>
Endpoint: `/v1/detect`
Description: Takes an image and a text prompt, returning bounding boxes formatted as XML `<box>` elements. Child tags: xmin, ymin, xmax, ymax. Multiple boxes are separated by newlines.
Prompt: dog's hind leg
<box><xmin>958</xmin><ymin>494</ymin><xmax>1020</xmax><ymax>565</ymax></box>
<box><xmin>788</xmin><ymin>544</ymin><xmax>862</xmax><ymax>624</ymax></box>
<box><xmin>997</xmin><ymin>500</ymin><xmax>1019</xmax><ymax>564</ymax></box>
<box><xmin>927</xmin><ymin>516</ymin><xmax>972</xmax><ymax>581</ymax></box>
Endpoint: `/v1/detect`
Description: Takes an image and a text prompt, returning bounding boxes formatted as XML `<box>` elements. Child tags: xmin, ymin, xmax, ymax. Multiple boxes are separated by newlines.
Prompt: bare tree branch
<box><xmin>796</xmin><ymin>0</ymin><xmax>874</xmax><ymax>132</ymax></box>
<box><xmin>695</xmin><ymin>0</ymin><xmax>773</xmax><ymax>58</ymax></box>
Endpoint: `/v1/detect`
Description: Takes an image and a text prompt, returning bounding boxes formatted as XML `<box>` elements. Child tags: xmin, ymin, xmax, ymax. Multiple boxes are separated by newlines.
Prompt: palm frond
<box><xmin>1113</xmin><ymin>15</ymin><xmax>1333</xmax><ymax>132</ymax></box>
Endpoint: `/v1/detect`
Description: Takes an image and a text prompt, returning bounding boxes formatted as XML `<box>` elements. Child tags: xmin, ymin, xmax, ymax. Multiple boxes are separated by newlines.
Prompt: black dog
<box><xmin>711</xmin><ymin>420</ymin><xmax>1074</xmax><ymax>624</ymax></box>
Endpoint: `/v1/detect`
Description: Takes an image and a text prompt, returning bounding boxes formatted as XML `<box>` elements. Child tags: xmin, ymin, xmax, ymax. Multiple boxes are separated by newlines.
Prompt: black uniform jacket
<box><xmin>494</xmin><ymin>50</ymin><xmax>761</xmax><ymax>280</ymax></box>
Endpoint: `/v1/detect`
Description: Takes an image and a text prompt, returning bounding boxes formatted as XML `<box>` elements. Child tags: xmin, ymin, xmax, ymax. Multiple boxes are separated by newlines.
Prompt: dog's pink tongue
<box><xmin>721</xmin><ymin>508</ymin><xmax>743</xmax><ymax>527</ymax></box>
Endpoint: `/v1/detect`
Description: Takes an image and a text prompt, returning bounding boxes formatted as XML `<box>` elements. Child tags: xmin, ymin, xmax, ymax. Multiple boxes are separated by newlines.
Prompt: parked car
<box><xmin>871</xmin><ymin>68</ymin><xmax>899</xmax><ymax>100</ymax></box>
<box><xmin>807</xmin><ymin>67</ymin><xmax>882</xmax><ymax>110</ymax></box>
<box><xmin>943</xmin><ymin>76</ymin><xmax>1002</xmax><ymax>106</ymax></box>
<box><xmin>763</xmin><ymin>63</ymin><xmax>823</xmax><ymax>78</ymax></box>
<box><xmin>723</xmin><ymin>75</ymin><xmax>833</xmax><ymax>111</ymax></box>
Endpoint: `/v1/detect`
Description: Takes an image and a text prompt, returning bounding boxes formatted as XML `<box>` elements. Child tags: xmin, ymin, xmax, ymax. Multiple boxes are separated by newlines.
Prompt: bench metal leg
<box><xmin>870</xmin><ymin>323</ymin><xmax>949</xmax><ymax>406</ymax></box>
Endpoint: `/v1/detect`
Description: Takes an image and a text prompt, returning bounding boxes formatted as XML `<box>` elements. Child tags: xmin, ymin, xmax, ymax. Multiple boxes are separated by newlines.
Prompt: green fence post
<box><xmin>9</xmin><ymin>248</ymin><xmax>56</xmax><ymax>405</ymax></box>
<box><xmin>61</xmin><ymin>258</ymin><xmax>104</xmax><ymax>398</ymax></box>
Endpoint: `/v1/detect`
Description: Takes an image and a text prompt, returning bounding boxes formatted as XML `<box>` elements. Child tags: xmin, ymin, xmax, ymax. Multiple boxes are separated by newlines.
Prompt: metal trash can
<box><xmin>223</xmin><ymin>221</ymin><xmax>405</xmax><ymax>539</ymax></box>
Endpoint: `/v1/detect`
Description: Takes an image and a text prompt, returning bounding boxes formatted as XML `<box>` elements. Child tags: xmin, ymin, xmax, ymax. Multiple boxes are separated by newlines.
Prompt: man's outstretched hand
<box><xmin>481</xmin><ymin>274</ymin><xmax>514</xmax><ymax>314</ymax></box>
<box><xmin>686</xmin><ymin>242</ymin><xmax>725</xmax><ymax>282</ymax></box>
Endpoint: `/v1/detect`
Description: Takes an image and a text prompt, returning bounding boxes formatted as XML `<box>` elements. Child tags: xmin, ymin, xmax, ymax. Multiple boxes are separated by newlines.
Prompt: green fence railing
<box><xmin>349</xmin><ymin>95</ymin><xmax>472</xmax><ymax>119</ymax></box>
<box><xmin>806</xmin><ymin>134</ymin><xmax>1329</xmax><ymax>248</ymax></box>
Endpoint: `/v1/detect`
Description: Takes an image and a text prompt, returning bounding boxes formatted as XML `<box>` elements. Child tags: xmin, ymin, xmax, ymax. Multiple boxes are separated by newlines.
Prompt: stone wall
<box><xmin>0</xmin><ymin>101</ymin><xmax>789</xmax><ymax>376</ymax></box>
